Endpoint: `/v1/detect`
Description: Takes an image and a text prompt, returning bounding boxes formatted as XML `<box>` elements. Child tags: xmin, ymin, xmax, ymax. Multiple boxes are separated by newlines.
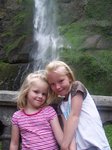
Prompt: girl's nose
<box><xmin>38</xmin><ymin>93</ymin><xmax>43</xmax><ymax>98</ymax></box>
<box><xmin>55</xmin><ymin>83</ymin><xmax>61</xmax><ymax>89</ymax></box>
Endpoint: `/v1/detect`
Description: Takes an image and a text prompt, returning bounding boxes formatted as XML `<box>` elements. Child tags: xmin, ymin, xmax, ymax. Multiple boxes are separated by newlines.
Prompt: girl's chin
<box><xmin>58</xmin><ymin>91</ymin><xmax>67</xmax><ymax>96</ymax></box>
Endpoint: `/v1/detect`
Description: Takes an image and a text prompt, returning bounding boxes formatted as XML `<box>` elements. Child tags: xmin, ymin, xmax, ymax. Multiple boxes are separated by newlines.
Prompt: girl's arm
<box><xmin>61</xmin><ymin>92</ymin><xmax>83</xmax><ymax>150</ymax></box>
<box><xmin>61</xmin><ymin>114</ymin><xmax>77</xmax><ymax>150</ymax></box>
<box><xmin>9</xmin><ymin>124</ymin><xmax>19</xmax><ymax>150</ymax></box>
<box><xmin>50</xmin><ymin>115</ymin><xmax>63</xmax><ymax>146</ymax></box>
<box><xmin>69</xmin><ymin>139</ymin><xmax>77</xmax><ymax>150</ymax></box>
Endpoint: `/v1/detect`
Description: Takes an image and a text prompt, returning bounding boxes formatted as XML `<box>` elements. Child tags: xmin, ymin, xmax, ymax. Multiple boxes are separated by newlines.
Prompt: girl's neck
<box><xmin>23</xmin><ymin>106</ymin><xmax>42</xmax><ymax>115</ymax></box>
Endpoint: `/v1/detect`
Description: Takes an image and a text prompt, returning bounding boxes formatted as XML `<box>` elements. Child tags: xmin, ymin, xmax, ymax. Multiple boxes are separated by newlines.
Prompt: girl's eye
<box><xmin>59</xmin><ymin>79</ymin><xmax>64</xmax><ymax>83</ymax></box>
<box><xmin>42</xmin><ymin>93</ymin><xmax>47</xmax><ymax>96</ymax></box>
<box><xmin>34</xmin><ymin>90</ymin><xmax>39</xmax><ymax>94</ymax></box>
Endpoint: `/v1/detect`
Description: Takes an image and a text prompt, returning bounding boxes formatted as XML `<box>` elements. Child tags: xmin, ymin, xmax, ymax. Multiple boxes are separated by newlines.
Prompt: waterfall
<box><xmin>32</xmin><ymin>0</ymin><xmax>63</xmax><ymax>70</ymax></box>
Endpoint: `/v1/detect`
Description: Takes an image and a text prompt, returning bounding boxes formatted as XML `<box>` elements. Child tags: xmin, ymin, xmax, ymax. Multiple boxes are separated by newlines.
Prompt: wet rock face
<box><xmin>0</xmin><ymin>120</ymin><xmax>5</xmax><ymax>136</ymax></box>
<box><xmin>57</xmin><ymin>0</ymin><xmax>85</xmax><ymax>25</ymax></box>
<box><xmin>0</xmin><ymin>0</ymin><xmax>20</xmax><ymax>9</ymax></box>
<box><xmin>0</xmin><ymin>0</ymin><xmax>5</xmax><ymax>7</ymax></box>
<box><xmin>0</xmin><ymin>0</ymin><xmax>23</xmax><ymax>60</ymax></box>
<box><xmin>0</xmin><ymin>0</ymin><xmax>34</xmax><ymax>90</ymax></box>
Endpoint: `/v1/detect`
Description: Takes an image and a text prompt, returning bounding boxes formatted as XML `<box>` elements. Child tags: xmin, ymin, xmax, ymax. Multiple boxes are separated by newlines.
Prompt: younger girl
<box><xmin>45</xmin><ymin>60</ymin><xmax>111</xmax><ymax>150</ymax></box>
<box><xmin>10</xmin><ymin>71</ymin><xmax>63</xmax><ymax>150</ymax></box>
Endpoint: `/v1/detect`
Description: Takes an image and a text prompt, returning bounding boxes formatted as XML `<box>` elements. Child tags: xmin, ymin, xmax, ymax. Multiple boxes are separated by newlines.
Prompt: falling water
<box><xmin>32</xmin><ymin>0</ymin><xmax>63</xmax><ymax>70</ymax></box>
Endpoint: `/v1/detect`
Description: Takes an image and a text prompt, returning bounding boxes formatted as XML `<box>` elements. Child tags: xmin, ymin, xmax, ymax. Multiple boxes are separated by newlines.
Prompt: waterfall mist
<box><xmin>31</xmin><ymin>0</ymin><xmax>63</xmax><ymax>71</ymax></box>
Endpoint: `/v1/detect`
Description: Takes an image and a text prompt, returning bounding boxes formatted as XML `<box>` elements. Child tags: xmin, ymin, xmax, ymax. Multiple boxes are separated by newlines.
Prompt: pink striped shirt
<box><xmin>12</xmin><ymin>106</ymin><xmax>59</xmax><ymax>150</ymax></box>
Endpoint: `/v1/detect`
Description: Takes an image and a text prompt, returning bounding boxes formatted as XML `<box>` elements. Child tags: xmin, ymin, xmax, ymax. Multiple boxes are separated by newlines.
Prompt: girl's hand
<box><xmin>61</xmin><ymin>139</ymin><xmax>76</xmax><ymax>150</ymax></box>
<box><xmin>69</xmin><ymin>140</ymin><xmax>77</xmax><ymax>150</ymax></box>
<box><xmin>61</xmin><ymin>147</ymin><xmax>69</xmax><ymax>150</ymax></box>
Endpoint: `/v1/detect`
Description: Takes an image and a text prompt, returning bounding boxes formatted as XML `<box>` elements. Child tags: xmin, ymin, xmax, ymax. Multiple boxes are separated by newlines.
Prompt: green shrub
<box><xmin>85</xmin><ymin>0</ymin><xmax>112</xmax><ymax>21</ymax></box>
<box><xmin>60</xmin><ymin>49</ymin><xmax>112</xmax><ymax>96</ymax></box>
<box><xmin>104</xmin><ymin>124</ymin><xmax>112</xmax><ymax>149</ymax></box>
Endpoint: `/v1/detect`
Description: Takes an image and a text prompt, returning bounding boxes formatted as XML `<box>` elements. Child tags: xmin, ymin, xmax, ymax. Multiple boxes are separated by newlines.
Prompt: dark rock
<box><xmin>0</xmin><ymin>120</ymin><xmax>5</xmax><ymax>136</ymax></box>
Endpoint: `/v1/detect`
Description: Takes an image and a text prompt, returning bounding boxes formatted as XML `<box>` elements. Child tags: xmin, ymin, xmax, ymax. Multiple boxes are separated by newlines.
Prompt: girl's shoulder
<box><xmin>42</xmin><ymin>105</ymin><xmax>57</xmax><ymax>114</ymax></box>
<box><xmin>12</xmin><ymin>109</ymin><xmax>23</xmax><ymax>118</ymax></box>
<box><xmin>71</xmin><ymin>81</ymin><xmax>87</xmax><ymax>99</ymax></box>
<box><xmin>42</xmin><ymin>106</ymin><xmax>57</xmax><ymax>120</ymax></box>
<box><xmin>74</xmin><ymin>80</ymin><xmax>85</xmax><ymax>87</ymax></box>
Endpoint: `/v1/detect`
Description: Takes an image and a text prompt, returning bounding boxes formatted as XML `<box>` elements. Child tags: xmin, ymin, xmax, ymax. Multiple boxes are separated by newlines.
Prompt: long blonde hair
<box><xmin>45</xmin><ymin>60</ymin><xmax>75</xmax><ymax>102</ymax></box>
<box><xmin>17</xmin><ymin>71</ymin><xmax>50</xmax><ymax>109</ymax></box>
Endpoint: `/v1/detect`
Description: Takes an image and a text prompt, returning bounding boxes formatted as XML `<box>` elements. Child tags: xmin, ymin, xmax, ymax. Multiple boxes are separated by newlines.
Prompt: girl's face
<box><xmin>47</xmin><ymin>67</ymin><xmax>72</xmax><ymax>96</ymax></box>
<box><xmin>26</xmin><ymin>78</ymin><xmax>48</xmax><ymax>110</ymax></box>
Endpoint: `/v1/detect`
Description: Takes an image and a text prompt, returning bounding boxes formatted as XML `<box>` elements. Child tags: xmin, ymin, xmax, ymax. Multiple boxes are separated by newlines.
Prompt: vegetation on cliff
<box><xmin>58</xmin><ymin>0</ymin><xmax>112</xmax><ymax>96</ymax></box>
<box><xmin>0</xmin><ymin>0</ymin><xmax>112</xmax><ymax>96</ymax></box>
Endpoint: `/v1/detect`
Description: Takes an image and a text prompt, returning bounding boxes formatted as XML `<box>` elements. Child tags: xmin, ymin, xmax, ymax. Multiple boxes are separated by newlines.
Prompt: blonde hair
<box><xmin>17</xmin><ymin>71</ymin><xmax>50</xmax><ymax>109</ymax></box>
<box><xmin>45</xmin><ymin>60</ymin><xmax>75</xmax><ymax>102</ymax></box>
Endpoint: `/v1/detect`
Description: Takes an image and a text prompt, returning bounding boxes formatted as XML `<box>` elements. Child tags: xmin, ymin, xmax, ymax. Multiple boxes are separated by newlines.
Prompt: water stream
<box><xmin>31</xmin><ymin>0</ymin><xmax>63</xmax><ymax>70</ymax></box>
<box><xmin>9</xmin><ymin>0</ymin><xmax>64</xmax><ymax>90</ymax></box>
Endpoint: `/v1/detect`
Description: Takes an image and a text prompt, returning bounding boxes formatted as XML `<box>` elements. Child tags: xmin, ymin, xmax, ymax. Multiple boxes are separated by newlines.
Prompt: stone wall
<box><xmin>0</xmin><ymin>90</ymin><xmax>112</xmax><ymax>150</ymax></box>
<box><xmin>0</xmin><ymin>91</ymin><xmax>17</xmax><ymax>150</ymax></box>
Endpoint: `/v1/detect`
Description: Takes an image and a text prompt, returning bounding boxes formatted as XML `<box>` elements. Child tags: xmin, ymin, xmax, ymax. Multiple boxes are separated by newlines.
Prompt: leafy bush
<box><xmin>60</xmin><ymin>49</ymin><xmax>112</xmax><ymax>96</ymax></box>
<box><xmin>85</xmin><ymin>0</ymin><xmax>112</xmax><ymax>21</ymax></box>
<box><xmin>104</xmin><ymin>124</ymin><xmax>112</xmax><ymax>149</ymax></box>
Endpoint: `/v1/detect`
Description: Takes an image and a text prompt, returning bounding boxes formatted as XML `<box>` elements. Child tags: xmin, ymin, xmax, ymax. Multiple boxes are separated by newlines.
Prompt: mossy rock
<box><xmin>0</xmin><ymin>62</ymin><xmax>31</xmax><ymax>90</ymax></box>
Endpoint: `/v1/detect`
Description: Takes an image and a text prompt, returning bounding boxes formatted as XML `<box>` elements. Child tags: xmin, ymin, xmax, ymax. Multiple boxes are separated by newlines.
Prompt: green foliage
<box><xmin>9</xmin><ymin>0</ymin><xmax>33</xmax><ymax>32</ymax></box>
<box><xmin>0</xmin><ymin>0</ymin><xmax>112</xmax><ymax>97</ymax></box>
<box><xmin>0</xmin><ymin>62</ymin><xmax>21</xmax><ymax>92</ymax></box>
<box><xmin>1</xmin><ymin>31</ymin><xmax>13</xmax><ymax>38</ymax></box>
<box><xmin>16</xmin><ymin>0</ymin><xmax>23</xmax><ymax>3</ymax></box>
<box><xmin>1</xmin><ymin>0</ymin><xmax>34</xmax><ymax>54</ymax></box>
<box><xmin>16</xmin><ymin>0</ymin><xmax>33</xmax><ymax>5</ymax></box>
<box><xmin>0</xmin><ymin>62</ymin><xmax>19</xmax><ymax>77</ymax></box>
<box><xmin>11</xmin><ymin>3</ymin><xmax>33</xmax><ymax>33</ymax></box>
<box><xmin>85</xmin><ymin>0</ymin><xmax>112</xmax><ymax>21</ymax></box>
<box><xmin>60</xmin><ymin>49</ymin><xmax>112</xmax><ymax>96</ymax></box>
<box><xmin>4</xmin><ymin>35</ymin><xmax>26</xmax><ymax>53</ymax></box>
<box><xmin>12</xmin><ymin>12</ymin><xmax>27</xmax><ymax>28</ymax></box>
<box><xmin>59</xmin><ymin>15</ymin><xmax>112</xmax><ymax>96</ymax></box>
<box><xmin>104</xmin><ymin>124</ymin><xmax>112</xmax><ymax>149</ymax></box>
<box><xmin>0</xmin><ymin>62</ymin><xmax>13</xmax><ymax>73</ymax></box>
<box><xmin>59</xmin><ymin>22</ymin><xmax>87</xmax><ymax>49</ymax></box>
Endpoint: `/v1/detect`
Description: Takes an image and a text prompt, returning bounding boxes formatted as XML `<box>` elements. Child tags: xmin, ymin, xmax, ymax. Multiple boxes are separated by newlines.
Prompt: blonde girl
<box><xmin>45</xmin><ymin>60</ymin><xmax>111</xmax><ymax>150</ymax></box>
<box><xmin>10</xmin><ymin>71</ymin><xmax>63</xmax><ymax>150</ymax></box>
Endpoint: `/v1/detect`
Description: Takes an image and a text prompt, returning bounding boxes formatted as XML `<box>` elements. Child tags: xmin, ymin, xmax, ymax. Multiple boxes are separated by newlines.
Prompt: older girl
<box><xmin>45</xmin><ymin>60</ymin><xmax>111</xmax><ymax>150</ymax></box>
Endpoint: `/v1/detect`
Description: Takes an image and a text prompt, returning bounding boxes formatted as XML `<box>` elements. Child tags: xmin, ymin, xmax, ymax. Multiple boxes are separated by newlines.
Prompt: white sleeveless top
<box><xmin>60</xmin><ymin>90</ymin><xmax>111</xmax><ymax>150</ymax></box>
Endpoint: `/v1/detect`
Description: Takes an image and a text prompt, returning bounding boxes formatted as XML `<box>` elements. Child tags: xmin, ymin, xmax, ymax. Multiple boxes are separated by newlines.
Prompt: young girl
<box><xmin>45</xmin><ymin>60</ymin><xmax>111</xmax><ymax>150</ymax></box>
<box><xmin>10</xmin><ymin>71</ymin><xmax>63</xmax><ymax>150</ymax></box>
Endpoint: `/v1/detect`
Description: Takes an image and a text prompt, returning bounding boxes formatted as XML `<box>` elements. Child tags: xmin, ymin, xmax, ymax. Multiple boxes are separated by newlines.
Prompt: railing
<box><xmin>0</xmin><ymin>90</ymin><xmax>112</xmax><ymax>150</ymax></box>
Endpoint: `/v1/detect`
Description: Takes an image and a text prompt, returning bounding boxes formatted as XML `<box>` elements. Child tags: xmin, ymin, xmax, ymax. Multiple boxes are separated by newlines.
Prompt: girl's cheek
<box><xmin>51</xmin><ymin>84</ymin><xmax>55</xmax><ymax>89</ymax></box>
<box><xmin>52</xmin><ymin>87</ymin><xmax>55</xmax><ymax>91</ymax></box>
<box><xmin>52</xmin><ymin>87</ymin><xmax>56</xmax><ymax>92</ymax></box>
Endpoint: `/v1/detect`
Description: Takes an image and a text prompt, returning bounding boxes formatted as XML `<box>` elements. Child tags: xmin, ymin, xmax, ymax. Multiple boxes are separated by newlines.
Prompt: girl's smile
<box><xmin>26</xmin><ymin>78</ymin><xmax>48</xmax><ymax>112</ymax></box>
<box><xmin>47</xmin><ymin>69</ymin><xmax>71</xmax><ymax>96</ymax></box>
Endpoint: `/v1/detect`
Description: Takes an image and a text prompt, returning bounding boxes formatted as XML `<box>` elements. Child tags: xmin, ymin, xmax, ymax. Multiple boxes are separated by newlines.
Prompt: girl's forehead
<box><xmin>53</xmin><ymin>66</ymin><xmax>67</xmax><ymax>75</ymax></box>
<box><xmin>31</xmin><ymin>79</ymin><xmax>48</xmax><ymax>88</ymax></box>
<box><xmin>31</xmin><ymin>78</ymin><xmax>47</xmax><ymax>85</ymax></box>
